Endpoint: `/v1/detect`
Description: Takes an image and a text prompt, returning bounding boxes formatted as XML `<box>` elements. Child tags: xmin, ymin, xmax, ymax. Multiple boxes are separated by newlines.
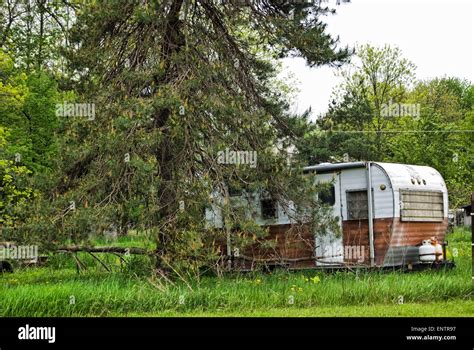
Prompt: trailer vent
<box><xmin>400</xmin><ymin>190</ymin><xmax>444</xmax><ymax>222</ymax></box>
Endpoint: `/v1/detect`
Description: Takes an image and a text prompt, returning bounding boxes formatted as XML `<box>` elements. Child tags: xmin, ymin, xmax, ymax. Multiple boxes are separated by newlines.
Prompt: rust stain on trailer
<box><xmin>222</xmin><ymin>224</ymin><xmax>317</xmax><ymax>270</ymax></box>
<box><xmin>390</xmin><ymin>219</ymin><xmax>448</xmax><ymax>246</ymax></box>
<box><xmin>342</xmin><ymin>218</ymin><xmax>392</xmax><ymax>265</ymax></box>
<box><xmin>219</xmin><ymin>218</ymin><xmax>448</xmax><ymax>269</ymax></box>
<box><xmin>342</xmin><ymin>218</ymin><xmax>448</xmax><ymax>266</ymax></box>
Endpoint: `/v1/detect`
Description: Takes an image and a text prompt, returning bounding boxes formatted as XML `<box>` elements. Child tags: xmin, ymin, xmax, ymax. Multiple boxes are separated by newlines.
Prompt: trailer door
<box><xmin>315</xmin><ymin>173</ymin><xmax>344</xmax><ymax>266</ymax></box>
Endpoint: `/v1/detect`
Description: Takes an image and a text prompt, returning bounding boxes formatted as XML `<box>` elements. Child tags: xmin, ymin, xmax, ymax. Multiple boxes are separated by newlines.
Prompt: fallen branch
<box><xmin>71</xmin><ymin>252</ymin><xmax>87</xmax><ymax>273</ymax></box>
<box><xmin>56</xmin><ymin>246</ymin><xmax>153</xmax><ymax>256</ymax></box>
<box><xmin>88</xmin><ymin>252</ymin><xmax>111</xmax><ymax>272</ymax></box>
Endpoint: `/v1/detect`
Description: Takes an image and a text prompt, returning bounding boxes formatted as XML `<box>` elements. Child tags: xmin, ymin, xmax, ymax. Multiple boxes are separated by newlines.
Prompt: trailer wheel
<box><xmin>0</xmin><ymin>260</ymin><xmax>13</xmax><ymax>273</ymax></box>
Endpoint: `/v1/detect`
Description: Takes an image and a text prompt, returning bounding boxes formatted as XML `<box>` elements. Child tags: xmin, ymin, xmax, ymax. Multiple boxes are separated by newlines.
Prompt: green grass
<box><xmin>123</xmin><ymin>300</ymin><xmax>474</xmax><ymax>317</ymax></box>
<box><xmin>447</xmin><ymin>226</ymin><xmax>472</xmax><ymax>243</ymax></box>
<box><xmin>90</xmin><ymin>230</ymin><xmax>156</xmax><ymax>250</ymax></box>
<box><xmin>0</xmin><ymin>229</ymin><xmax>471</xmax><ymax>317</ymax></box>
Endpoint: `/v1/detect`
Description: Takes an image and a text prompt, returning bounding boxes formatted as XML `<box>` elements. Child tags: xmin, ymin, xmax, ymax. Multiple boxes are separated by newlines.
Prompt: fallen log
<box><xmin>56</xmin><ymin>246</ymin><xmax>153</xmax><ymax>256</ymax></box>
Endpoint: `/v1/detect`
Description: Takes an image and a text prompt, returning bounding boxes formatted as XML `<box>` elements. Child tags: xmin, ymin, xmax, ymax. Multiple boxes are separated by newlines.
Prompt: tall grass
<box><xmin>0</xmin><ymin>229</ymin><xmax>471</xmax><ymax>317</ymax></box>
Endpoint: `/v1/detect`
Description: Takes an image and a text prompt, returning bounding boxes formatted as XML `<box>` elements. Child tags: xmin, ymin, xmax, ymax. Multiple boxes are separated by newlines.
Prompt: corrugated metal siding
<box><xmin>382</xmin><ymin>218</ymin><xmax>448</xmax><ymax>266</ymax></box>
<box><xmin>205</xmin><ymin>193</ymin><xmax>296</xmax><ymax>228</ymax></box>
<box><xmin>342</xmin><ymin>218</ymin><xmax>392</xmax><ymax>266</ymax></box>
<box><xmin>375</xmin><ymin>162</ymin><xmax>448</xmax><ymax>219</ymax></box>
<box><xmin>226</xmin><ymin>224</ymin><xmax>317</xmax><ymax>270</ymax></box>
<box><xmin>343</xmin><ymin>217</ymin><xmax>448</xmax><ymax>267</ymax></box>
<box><xmin>383</xmin><ymin>246</ymin><xmax>420</xmax><ymax>267</ymax></box>
<box><xmin>371</xmin><ymin>164</ymin><xmax>394</xmax><ymax>219</ymax></box>
<box><xmin>340</xmin><ymin>168</ymin><xmax>367</xmax><ymax>221</ymax></box>
<box><xmin>222</xmin><ymin>217</ymin><xmax>448</xmax><ymax>269</ymax></box>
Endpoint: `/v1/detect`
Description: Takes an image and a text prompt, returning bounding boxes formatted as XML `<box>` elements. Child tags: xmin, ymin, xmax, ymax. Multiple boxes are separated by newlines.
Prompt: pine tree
<box><xmin>17</xmin><ymin>0</ymin><xmax>350</xmax><ymax>275</ymax></box>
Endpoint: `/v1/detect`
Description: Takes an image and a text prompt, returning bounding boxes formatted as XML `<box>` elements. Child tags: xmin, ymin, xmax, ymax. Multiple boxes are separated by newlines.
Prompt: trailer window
<box><xmin>347</xmin><ymin>190</ymin><xmax>368</xmax><ymax>220</ymax></box>
<box><xmin>400</xmin><ymin>190</ymin><xmax>444</xmax><ymax>222</ymax></box>
<box><xmin>318</xmin><ymin>185</ymin><xmax>336</xmax><ymax>206</ymax></box>
<box><xmin>261</xmin><ymin>199</ymin><xmax>278</xmax><ymax>220</ymax></box>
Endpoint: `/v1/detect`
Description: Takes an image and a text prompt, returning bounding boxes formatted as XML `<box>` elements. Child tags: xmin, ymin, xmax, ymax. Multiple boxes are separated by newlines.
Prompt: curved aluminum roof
<box><xmin>373</xmin><ymin>162</ymin><xmax>447</xmax><ymax>192</ymax></box>
<box><xmin>303</xmin><ymin>161</ymin><xmax>446</xmax><ymax>192</ymax></box>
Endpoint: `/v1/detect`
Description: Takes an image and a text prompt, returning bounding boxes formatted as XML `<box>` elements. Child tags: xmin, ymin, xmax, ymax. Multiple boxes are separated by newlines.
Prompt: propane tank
<box><xmin>431</xmin><ymin>237</ymin><xmax>444</xmax><ymax>261</ymax></box>
<box><xmin>419</xmin><ymin>240</ymin><xmax>436</xmax><ymax>263</ymax></box>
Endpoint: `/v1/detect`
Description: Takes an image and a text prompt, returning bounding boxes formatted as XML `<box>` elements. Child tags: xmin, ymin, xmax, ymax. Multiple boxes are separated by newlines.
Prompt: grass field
<box><xmin>0</xmin><ymin>228</ymin><xmax>472</xmax><ymax>317</ymax></box>
<box><xmin>126</xmin><ymin>300</ymin><xmax>474</xmax><ymax>317</ymax></box>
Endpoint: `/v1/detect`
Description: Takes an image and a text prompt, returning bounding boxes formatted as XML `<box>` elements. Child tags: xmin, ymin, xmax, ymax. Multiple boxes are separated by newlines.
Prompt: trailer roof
<box><xmin>303</xmin><ymin>161</ymin><xmax>366</xmax><ymax>174</ymax></box>
<box><xmin>304</xmin><ymin>161</ymin><xmax>447</xmax><ymax>193</ymax></box>
<box><xmin>375</xmin><ymin>162</ymin><xmax>447</xmax><ymax>192</ymax></box>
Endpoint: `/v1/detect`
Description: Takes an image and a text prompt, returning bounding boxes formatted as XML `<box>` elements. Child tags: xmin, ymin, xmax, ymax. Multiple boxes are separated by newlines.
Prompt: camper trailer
<box><xmin>206</xmin><ymin>162</ymin><xmax>449</xmax><ymax>270</ymax></box>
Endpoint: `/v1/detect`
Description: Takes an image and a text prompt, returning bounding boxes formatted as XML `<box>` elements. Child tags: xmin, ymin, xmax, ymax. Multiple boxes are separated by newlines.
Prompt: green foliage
<box><xmin>0</xmin><ymin>127</ymin><xmax>35</xmax><ymax>227</ymax></box>
<box><xmin>0</xmin><ymin>50</ymin><xmax>29</xmax><ymax>158</ymax></box>
<box><xmin>23</xmin><ymin>71</ymin><xmax>60</xmax><ymax>169</ymax></box>
<box><xmin>301</xmin><ymin>45</ymin><xmax>472</xmax><ymax>207</ymax></box>
<box><xmin>0</xmin><ymin>49</ymin><xmax>60</xmax><ymax>172</ymax></box>
<box><xmin>0</xmin><ymin>49</ymin><xmax>60</xmax><ymax>231</ymax></box>
<box><xmin>388</xmin><ymin>78</ymin><xmax>473</xmax><ymax>207</ymax></box>
<box><xmin>0</xmin><ymin>0</ymin><xmax>74</xmax><ymax>72</ymax></box>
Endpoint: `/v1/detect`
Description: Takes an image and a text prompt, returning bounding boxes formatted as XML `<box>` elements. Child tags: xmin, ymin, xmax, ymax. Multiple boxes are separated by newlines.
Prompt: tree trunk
<box><xmin>154</xmin><ymin>0</ymin><xmax>185</xmax><ymax>274</ymax></box>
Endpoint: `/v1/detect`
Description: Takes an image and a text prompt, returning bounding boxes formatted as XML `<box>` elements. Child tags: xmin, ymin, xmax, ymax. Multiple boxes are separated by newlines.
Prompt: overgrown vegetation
<box><xmin>0</xmin><ymin>228</ymin><xmax>471</xmax><ymax>317</ymax></box>
<box><xmin>1</xmin><ymin>0</ymin><xmax>351</xmax><ymax>276</ymax></box>
<box><xmin>0</xmin><ymin>1</ymin><xmax>472</xmax><ymax>319</ymax></box>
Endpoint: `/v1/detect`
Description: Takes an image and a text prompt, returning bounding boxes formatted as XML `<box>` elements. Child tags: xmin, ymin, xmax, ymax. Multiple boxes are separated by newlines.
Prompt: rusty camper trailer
<box><xmin>206</xmin><ymin>162</ymin><xmax>450</xmax><ymax>270</ymax></box>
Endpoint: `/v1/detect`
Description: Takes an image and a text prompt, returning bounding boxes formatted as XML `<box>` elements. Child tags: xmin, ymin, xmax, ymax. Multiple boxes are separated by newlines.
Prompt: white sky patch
<box><xmin>280</xmin><ymin>0</ymin><xmax>474</xmax><ymax>120</ymax></box>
